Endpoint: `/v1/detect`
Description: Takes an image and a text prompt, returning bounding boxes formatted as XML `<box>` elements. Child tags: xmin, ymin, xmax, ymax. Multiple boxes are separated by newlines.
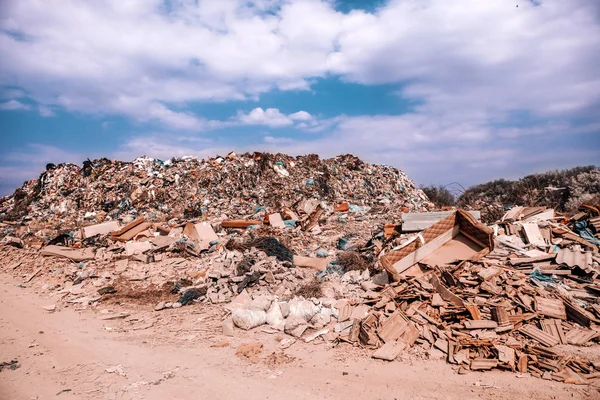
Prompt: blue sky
<box><xmin>1</xmin><ymin>0</ymin><xmax>599</xmax><ymax>196</ymax></box>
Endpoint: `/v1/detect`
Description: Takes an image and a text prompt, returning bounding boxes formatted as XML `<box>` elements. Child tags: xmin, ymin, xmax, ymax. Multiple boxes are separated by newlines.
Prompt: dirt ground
<box><xmin>0</xmin><ymin>273</ymin><xmax>597</xmax><ymax>400</ymax></box>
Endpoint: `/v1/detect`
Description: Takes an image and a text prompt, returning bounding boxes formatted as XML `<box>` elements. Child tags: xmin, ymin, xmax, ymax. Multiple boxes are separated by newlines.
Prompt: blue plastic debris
<box><xmin>283</xmin><ymin>220</ymin><xmax>296</xmax><ymax>228</ymax></box>
<box><xmin>247</xmin><ymin>224</ymin><xmax>261</xmax><ymax>230</ymax></box>
<box><xmin>306</xmin><ymin>179</ymin><xmax>314</xmax><ymax>186</ymax></box>
<box><xmin>529</xmin><ymin>269</ymin><xmax>554</xmax><ymax>284</ymax></box>
<box><xmin>337</xmin><ymin>237</ymin><xmax>353</xmax><ymax>250</ymax></box>
<box><xmin>574</xmin><ymin>221</ymin><xmax>600</xmax><ymax>246</ymax></box>
<box><xmin>254</xmin><ymin>205</ymin><xmax>266</xmax><ymax>213</ymax></box>
<box><xmin>316</xmin><ymin>261</ymin><xmax>345</xmax><ymax>279</ymax></box>
<box><xmin>349</xmin><ymin>205</ymin><xmax>370</xmax><ymax>213</ymax></box>
<box><xmin>316</xmin><ymin>249</ymin><xmax>328</xmax><ymax>258</ymax></box>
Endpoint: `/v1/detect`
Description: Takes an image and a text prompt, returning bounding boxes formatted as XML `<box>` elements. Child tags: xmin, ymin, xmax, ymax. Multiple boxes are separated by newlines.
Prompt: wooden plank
<box><xmin>519</xmin><ymin>325</ymin><xmax>560</xmax><ymax>347</ymax></box>
<box><xmin>566</xmin><ymin>328</ymin><xmax>599</xmax><ymax>345</ymax></box>
<box><xmin>523</xmin><ymin>223</ymin><xmax>546</xmax><ymax>247</ymax></box>
<box><xmin>466</xmin><ymin>304</ymin><xmax>481</xmax><ymax>320</ymax></box>
<box><xmin>111</xmin><ymin>217</ymin><xmax>144</xmax><ymax>236</ymax></box>
<box><xmin>81</xmin><ymin>220</ymin><xmax>120</xmax><ymax>239</ymax></box>
<box><xmin>464</xmin><ymin>320</ymin><xmax>498</xmax><ymax>329</ymax></box>
<box><xmin>372</xmin><ymin>341</ymin><xmax>406</xmax><ymax>361</ymax></box>
<box><xmin>390</xmin><ymin>226</ymin><xmax>458</xmax><ymax>274</ymax></box>
<box><xmin>401</xmin><ymin>211</ymin><xmax>480</xmax><ymax>232</ymax></box>
<box><xmin>41</xmin><ymin>245</ymin><xmax>95</xmax><ymax>261</ymax></box>
<box><xmin>471</xmin><ymin>358</ymin><xmax>499</xmax><ymax>371</ymax></box>
<box><xmin>429</xmin><ymin>273</ymin><xmax>465</xmax><ymax>308</ymax></box>
<box><xmin>113</xmin><ymin>222</ymin><xmax>150</xmax><ymax>242</ymax></box>
<box><xmin>491</xmin><ymin>306</ymin><xmax>510</xmax><ymax>326</ymax></box>
<box><xmin>535</xmin><ymin>297</ymin><xmax>566</xmax><ymax>320</ymax></box>
<box><xmin>541</xmin><ymin>319</ymin><xmax>567</xmax><ymax>345</ymax></box>
<box><xmin>221</xmin><ymin>220</ymin><xmax>261</xmax><ymax>228</ymax></box>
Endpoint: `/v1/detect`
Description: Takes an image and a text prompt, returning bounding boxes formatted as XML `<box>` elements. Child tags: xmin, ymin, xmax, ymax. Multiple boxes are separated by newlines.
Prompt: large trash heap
<box><xmin>1</xmin><ymin>152</ymin><xmax>600</xmax><ymax>385</ymax></box>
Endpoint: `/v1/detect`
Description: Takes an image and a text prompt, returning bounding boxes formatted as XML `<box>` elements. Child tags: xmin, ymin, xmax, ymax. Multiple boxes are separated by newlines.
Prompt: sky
<box><xmin>1</xmin><ymin>0</ymin><xmax>599</xmax><ymax>197</ymax></box>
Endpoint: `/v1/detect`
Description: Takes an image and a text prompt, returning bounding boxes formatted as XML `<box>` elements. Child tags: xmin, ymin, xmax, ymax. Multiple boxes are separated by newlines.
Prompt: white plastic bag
<box><xmin>288</xmin><ymin>299</ymin><xmax>319</xmax><ymax>322</ymax></box>
<box><xmin>266</xmin><ymin>300</ymin><xmax>284</xmax><ymax>330</ymax></box>
<box><xmin>231</xmin><ymin>308</ymin><xmax>267</xmax><ymax>330</ymax></box>
<box><xmin>249</xmin><ymin>296</ymin><xmax>272</xmax><ymax>311</ymax></box>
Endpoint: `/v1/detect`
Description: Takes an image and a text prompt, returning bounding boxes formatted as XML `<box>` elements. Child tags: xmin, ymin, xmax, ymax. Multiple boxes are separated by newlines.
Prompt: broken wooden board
<box><xmin>464</xmin><ymin>320</ymin><xmax>498</xmax><ymax>330</ymax></box>
<box><xmin>111</xmin><ymin>217</ymin><xmax>145</xmax><ymax>237</ymax></box>
<box><xmin>371</xmin><ymin>341</ymin><xmax>406</xmax><ymax>361</ymax></box>
<box><xmin>401</xmin><ymin>211</ymin><xmax>481</xmax><ymax>232</ymax></box>
<box><xmin>113</xmin><ymin>222</ymin><xmax>151</xmax><ymax>242</ymax></box>
<box><xmin>41</xmin><ymin>245</ymin><xmax>95</xmax><ymax>261</ymax></box>
<box><xmin>541</xmin><ymin>319</ymin><xmax>567</xmax><ymax>345</ymax></box>
<box><xmin>565</xmin><ymin>328</ymin><xmax>599</xmax><ymax>345</ymax></box>
<box><xmin>81</xmin><ymin>220</ymin><xmax>120</xmax><ymax>239</ymax></box>
<box><xmin>535</xmin><ymin>297</ymin><xmax>566</xmax><ymax>320</ymax></box>
<box><xmin>293</xmin><ymin>255</ymin><xmax>330</xmax><ymax>271</ymax></box>
<box><xmin>522</xmin><ymin>223</ymin><xmax>547</xmax><ymax>248</ymax></box>
<box><xmin>470</xmin><ymin>358</ymin><xmax>499</xmax><ymax>371</ymax></box>
<box><xmin>563</xmin><ymin>298</ymin><xmax>597</xmax><ymax>327</ymax></box>
<box><xmin>377</xmin><ymin>311</ymin><xmax>416</xmax><ymax>344</ymax></box>
<box><xmin>519</xmin><ymin>324</ymin><xmax>560</xmax><ymax>347</ymax></box>
<box><xmin>430</xmin><ymin>274</ymin><xmax>465</xmax><ymax>308</ymax></box>
<box><xmin>221</xmin><ymin>220</ymin><xmax>262</xmax><ymax>229</ymax></box>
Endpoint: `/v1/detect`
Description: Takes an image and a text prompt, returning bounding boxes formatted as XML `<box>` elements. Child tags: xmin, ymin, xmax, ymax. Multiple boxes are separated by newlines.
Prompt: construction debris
<box><xmin>1</xmin><ymin>153</ymin><xmax>599</xmax><ymax>385</ymax></box>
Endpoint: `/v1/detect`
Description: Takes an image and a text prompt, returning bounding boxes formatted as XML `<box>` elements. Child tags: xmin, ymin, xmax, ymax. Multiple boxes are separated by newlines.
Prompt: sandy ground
<box><xmin>0</xmin><ymin>273</ymin><xmax>597</xmax><ymax>400</ymax></box>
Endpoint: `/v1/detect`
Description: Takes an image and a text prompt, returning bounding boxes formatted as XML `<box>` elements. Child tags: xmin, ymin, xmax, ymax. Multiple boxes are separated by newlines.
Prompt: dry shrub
<box><xmin>102</xmin><ymin>276</ymin><xmax>177</xmax><ymax>305</ymax></box>
<box><xmin>338</xmin><ymin>251</ymin><xmax>371</xmax><ymax>272</ymax></box>
<box><xmin>294</xmin><ymin>278</ymin><xmax>323</xmax><ymax>298</ymax></box>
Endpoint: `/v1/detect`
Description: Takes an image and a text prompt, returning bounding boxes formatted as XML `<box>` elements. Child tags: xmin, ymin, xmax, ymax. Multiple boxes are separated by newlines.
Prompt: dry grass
<box><xmin>101</xmin><ymin>276</ymin><xmax>178</xmax><ymax>305</ymax></box>
<box><xmin>337</xmin><ymin>251</ymin><xmax>371</xmax><ymax>272</ymax></box>
<box><xmin>293</xmin><ymin>278</ymin><xmax>323</xmax><ymax>299</ymax></box>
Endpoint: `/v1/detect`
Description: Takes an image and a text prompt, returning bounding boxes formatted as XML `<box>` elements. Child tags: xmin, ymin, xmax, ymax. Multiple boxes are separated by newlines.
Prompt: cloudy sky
<box><xmin>1</xmin><ymin>0</ymin><xmax>599</xmax><ymax>196</ymax></box>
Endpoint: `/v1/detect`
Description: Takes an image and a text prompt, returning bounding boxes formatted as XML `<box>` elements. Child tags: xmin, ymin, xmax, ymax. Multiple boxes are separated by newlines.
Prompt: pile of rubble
<box><xmin>1</xmin><ymin>153</ymin><xmax>599</xmax><ymax>386</ymax></box>
<box><xmin>0</xmin><ymin>152</ymin><xmax>429</xmax><ymax>227</ymax></box>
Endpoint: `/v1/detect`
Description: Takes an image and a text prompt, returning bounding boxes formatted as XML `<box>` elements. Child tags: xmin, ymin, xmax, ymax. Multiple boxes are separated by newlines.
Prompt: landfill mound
<box><xmin>0</xmin><ymin>152</ymin><xmax>429</xmax><ymax>225</ymax></box>
<box><xmin>458</xmin><ymin>165</ymin><xmax>600</xmax><ymax>223</ymax></box>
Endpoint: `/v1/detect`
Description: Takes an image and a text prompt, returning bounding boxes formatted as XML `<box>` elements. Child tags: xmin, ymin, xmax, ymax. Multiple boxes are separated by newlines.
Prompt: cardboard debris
<box><xmin>183</xmin><ymin>222</ymin><xmax>218</xmax><ymax>251</ymax></box>
<box><xmin>41</xmin><ymin>245</ymin><xmax>95</xmax><ymax>261</ymax></box>
<box><xmin>81</xmin><ymin>220</ymin><xmax>120</xmax><ymax>239</ymax></box>
<box><xmin>293</xmin><ymin>255</ymin><xmax>330</xmax><ymax>271</ymax></box>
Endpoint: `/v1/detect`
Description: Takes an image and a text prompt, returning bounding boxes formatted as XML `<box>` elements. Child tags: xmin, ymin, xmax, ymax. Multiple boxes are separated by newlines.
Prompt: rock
<box><xmin>265</xmin><ymin>271</ymin><xmax>276</xmax><ymax>284</ymax></box>
<box><xmin>42</xmin><ymin>305</ymin><xmax>56</xmax><ymax>312</ymax></box>
<box><xmin>171</xmin><ymin>302</ymin><xmax>182</xmax><ymax>308</ymax></box>
<box><xmin>371</xmin><ymin>271</ymin><xmax>389</xmax><ymax>286</ymax></box>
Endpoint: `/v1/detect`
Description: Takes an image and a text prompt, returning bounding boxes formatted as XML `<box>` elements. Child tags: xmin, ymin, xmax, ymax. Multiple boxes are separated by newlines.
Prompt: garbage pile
<box><xmin>1</xmin><ymin>153</ymin><xmax>599</xmax><ymax>386</ymax></box>
<box><xmin>0</xmin><ymin>152</ymin><xmax>429</xmax><ymax>227</ymax></box>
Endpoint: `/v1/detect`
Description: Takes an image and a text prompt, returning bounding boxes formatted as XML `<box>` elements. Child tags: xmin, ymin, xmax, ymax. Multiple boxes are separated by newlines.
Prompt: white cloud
<box><xmin>234</xmin><ymin>107</ymin><xmax>313</xmax><ymax>127</ymax></box>
<box><xmin>0</xmin><ymin>99</ymin><xmax>31</xmax><ymax>110</ymax></box>
<box><xmin>237</xmin><ymin>107</ymin><xmax>293</xmax><ymax>127</ymax></box>
<box><xmin>1</xmin><ymin>0</ymin><xmax>599</xmax><ymax>133</ymax></box>
<box><xmin>38</xmin><ymin>105</ymin><xmax>55</xmax><ymax>117</ymax></box>
<box><xmin>289</xmin><ymin>110</ymin><xmax>312</xmax><ymax>121</ymax></box>
<box><xmin>264</xmin><ymin>135</ymin><xmax>296</xmax><ymax>144</ymax></box>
